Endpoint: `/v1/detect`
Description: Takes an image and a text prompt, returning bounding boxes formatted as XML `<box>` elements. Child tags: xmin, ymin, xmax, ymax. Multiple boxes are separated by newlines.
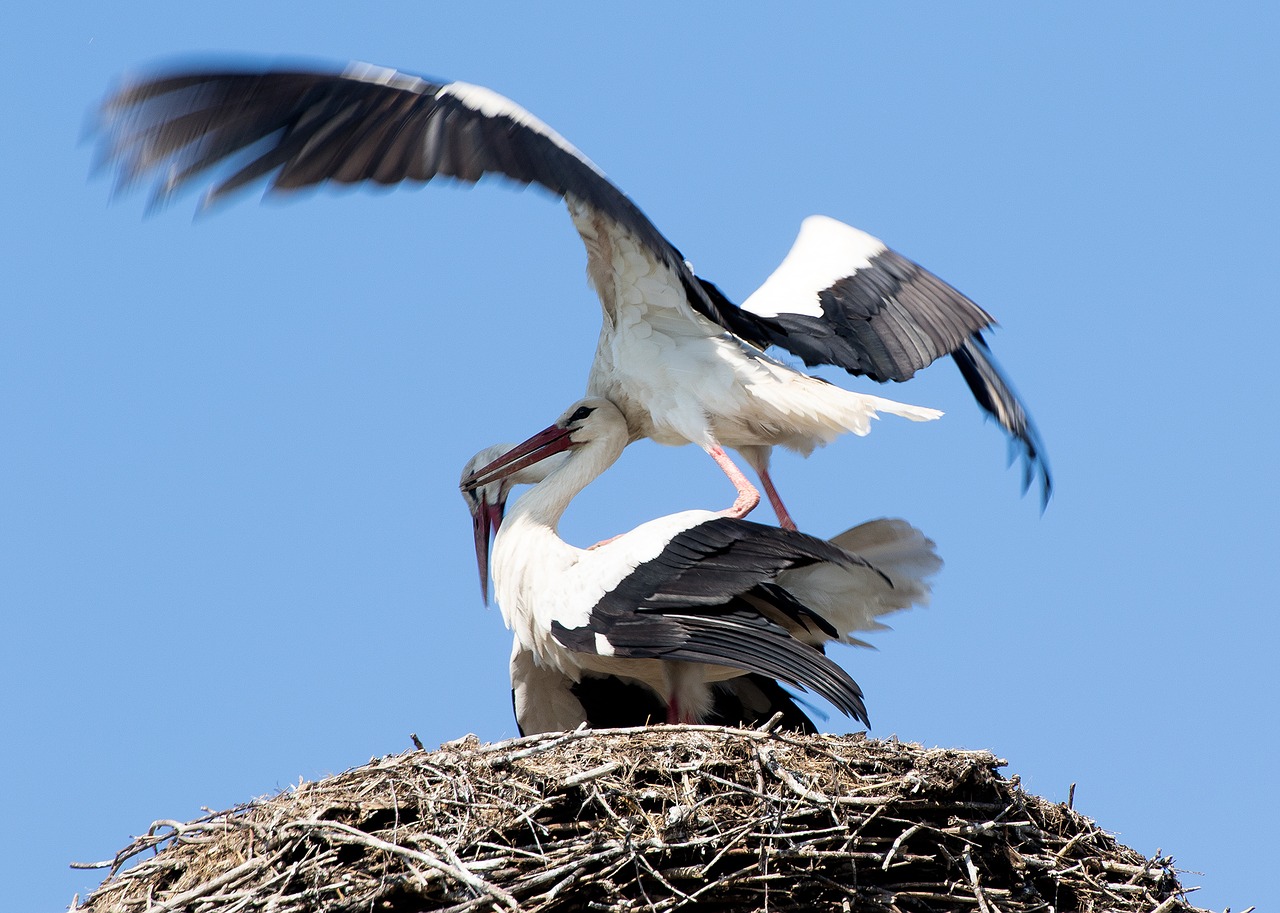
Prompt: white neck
<box><xmin>490</xmin><ymin>423</ymin><xmax>627</xmax><ymax>657</ymax></box>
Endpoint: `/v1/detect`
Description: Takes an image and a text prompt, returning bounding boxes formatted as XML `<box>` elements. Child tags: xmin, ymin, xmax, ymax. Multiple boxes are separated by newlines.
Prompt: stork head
<box><xmin>460</xmin><ymin>399</ymin><xmax>622</xmax><ymax>495</ymax></box>
<box><xmin>460</xmin><ymin>398</ymin><xmax>623</xmax><ymax>602</ymax></box>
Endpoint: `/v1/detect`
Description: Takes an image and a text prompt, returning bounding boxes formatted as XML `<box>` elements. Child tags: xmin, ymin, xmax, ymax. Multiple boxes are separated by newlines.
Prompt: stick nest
<box><xmin>76</xmin><ymin>724</ymin><xmax>1209</xmax><ymax>913</ymax></box>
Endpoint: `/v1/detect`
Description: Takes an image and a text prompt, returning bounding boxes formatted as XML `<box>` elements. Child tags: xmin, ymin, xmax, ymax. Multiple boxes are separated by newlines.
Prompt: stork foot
<box><xmin>706</xmin><ymin>445</ymin><xmax>761</xmax><ymax>520</ymax></box>
<box><xmin>718</xmin><ymin>477</ymin><xmax>761</xmax><ymax>520</ymax></box>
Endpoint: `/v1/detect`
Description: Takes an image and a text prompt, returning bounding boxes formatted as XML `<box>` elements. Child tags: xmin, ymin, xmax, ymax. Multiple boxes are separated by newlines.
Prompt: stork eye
<box><xmin>568</xmin><ymin>405</ymin><xmax>595</xmax><ymax>423</ymax></box>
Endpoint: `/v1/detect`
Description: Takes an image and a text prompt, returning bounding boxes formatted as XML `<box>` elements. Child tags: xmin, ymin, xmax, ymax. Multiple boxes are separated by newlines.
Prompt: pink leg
<box><xmin>665</xmin><ymin>695</ymin><xmax>697</xmax><ymax>724</ymax></box>
<box><xmin>706</xmin><ymin>446</ymin><xmax>761</xmax><ymax>520</ymax></box>
<box><xmin>757</xmin><ymin>466</ymin><xmax>798</xmax><ymax>531</ymax></box>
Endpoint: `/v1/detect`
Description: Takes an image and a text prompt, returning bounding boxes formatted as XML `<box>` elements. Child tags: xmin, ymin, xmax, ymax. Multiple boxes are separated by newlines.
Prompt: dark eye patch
<box><xmin>568</xmin><ymin>405</ymin><xmax>595</xmax><ymax>423</ymax></box>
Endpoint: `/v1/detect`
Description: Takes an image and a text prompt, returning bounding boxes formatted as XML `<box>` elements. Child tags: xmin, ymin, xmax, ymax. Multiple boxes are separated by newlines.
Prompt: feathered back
<box><xmin>779</xmin><ymin>519</ymin><xmax>941</xmax><ymax>646</ymax></box>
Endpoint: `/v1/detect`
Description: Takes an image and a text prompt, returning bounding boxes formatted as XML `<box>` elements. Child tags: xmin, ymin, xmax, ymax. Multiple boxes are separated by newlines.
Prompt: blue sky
<box><xmin>5</xmin><ymin>4</ymin><xmax>1277</xmax><ymax>911</ymax></box>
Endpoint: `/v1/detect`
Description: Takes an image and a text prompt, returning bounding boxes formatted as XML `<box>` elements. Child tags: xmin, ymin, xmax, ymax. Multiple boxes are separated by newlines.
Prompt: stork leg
<box><xmin>756</xmin><ymin>467</ymin><xmax>798</xmax><ymax>531</ymax></box>
<box><xmin>706</xmin><ymin>446</ymin><xmax>761</xmax><ymax>520</ymax></box>
<box><xmin>665</xmin><ymin>663</ymin><xmax>712</xmax><ymax>723</ymax></box>
<box><xmin>734</xmin><ymin>445</ymin><xmax>798</xmax><ymax>531</ymax></box>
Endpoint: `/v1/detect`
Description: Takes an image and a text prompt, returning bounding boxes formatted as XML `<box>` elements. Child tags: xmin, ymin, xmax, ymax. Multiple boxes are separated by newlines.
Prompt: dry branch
<box><xmin>76</xmin><ymin>726</ymin><xmax>1212</xmax><ymax>913</ymax></box>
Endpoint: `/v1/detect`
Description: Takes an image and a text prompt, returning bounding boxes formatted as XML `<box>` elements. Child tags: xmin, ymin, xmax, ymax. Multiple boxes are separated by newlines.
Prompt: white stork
<box><xmin>462</xmin><ymin>444</ymin><xmax>822</xmax><ymax>734</ymax></box>
<box><xmin>97</xmin><ymin>61</ymin><xmax>1050</xmax><ymax>528</ymax></box>
<box><xmin>460</xmin><ymin>397</ymin><xmax>941</xmax><ymax>726</ymax></box>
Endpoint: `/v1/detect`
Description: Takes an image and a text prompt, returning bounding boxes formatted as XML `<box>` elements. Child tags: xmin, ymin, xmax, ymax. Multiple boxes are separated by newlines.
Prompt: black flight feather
<box><xmin>96</xmin><ymin>64</ymin><xmax>740</xmax><ymax>334</ymax></box>
<box><xmin>97</xmin><ymin>61</ymin><xmax>1049</xmax><ymax>504</ymax></box>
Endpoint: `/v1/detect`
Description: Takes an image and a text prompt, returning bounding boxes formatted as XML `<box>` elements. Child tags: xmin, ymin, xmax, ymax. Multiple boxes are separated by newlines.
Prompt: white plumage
<box><xmin>98</xmin><ymin>62</ymin><xmax>1050</xmax><ymax>530</ymax></box>
<box><xmin>462</xmin><ymin>443</ymin><xmax>831</xmax><ymax>735</ymax></box>
<box><xmin>462</xmin><ymin>398</ymin><xmax>941</xmax><ymax>726</ymax></box>
<box><xmin>575</xmin><ymin>199</ymin><xmax>943</xmax><ymax>525</ymax></box>
<box><xmin>742</xmin><ymin>216</ymin><xmax>888</xmax><ymax>319</ymax></box>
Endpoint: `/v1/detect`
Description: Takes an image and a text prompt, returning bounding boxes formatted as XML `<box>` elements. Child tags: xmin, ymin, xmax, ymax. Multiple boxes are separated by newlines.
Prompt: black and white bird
<box><xmin>509</xmin><ymin>642</ymin><xmax>820</xmax><ymax>735</ymax></box>
<box><xmin>97</xmin><ymin>61</ymin><xmax>1050</xmax><ymax>528</ymax></box>
<box><xmin>460</xmin><ymin>397</ymin><xmax>941</xmax><ymax>726</ymax></box>
<box><xmin>463</xmin><ymin>444</ymin><xmax>821</xmax><ymax>735</ymax></box>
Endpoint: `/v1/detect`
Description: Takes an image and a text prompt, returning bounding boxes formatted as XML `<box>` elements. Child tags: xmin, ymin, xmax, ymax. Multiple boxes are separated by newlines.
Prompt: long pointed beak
<box><xmin>472</xmin><ymin>495</ymin><xmax>505</xmax><ymax>604</ymax></box>
<box><xmin>460</xmin><ymin>424</ymin><xmax>574</xmax><ymax>492</ymax></box>
<box><xmin>461</xmin><ymin>422</ymin><xmax>575</xmax><ymax>604</ymax></box>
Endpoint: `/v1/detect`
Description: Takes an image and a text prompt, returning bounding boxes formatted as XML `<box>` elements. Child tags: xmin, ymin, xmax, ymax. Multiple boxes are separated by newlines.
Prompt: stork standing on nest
<box><xmin>462</xmin><ymin>444</ymin><xmax>820</xmax><ymax>734</ymax></box>
<box><xmin>461</xmin><ymin>398</ymin><xmax>941</xmax><ymax>725</ymax></box>
<box><xmin>508</xmin><ymin>641</ymin><xmax>824</xmax><ymax>734</ymax></box>
<box><xmin>97</xmin><ymin>62</ymin><xmax>1050</xmax><ymax>528</ymax></box>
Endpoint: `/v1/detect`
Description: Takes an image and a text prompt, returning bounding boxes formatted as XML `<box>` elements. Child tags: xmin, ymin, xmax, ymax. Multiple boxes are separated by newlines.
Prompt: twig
<box><xmin>137</xmin><ymin>858</ymin><xmax>267</xmax><ymax>912</ymax></box>
<box><xmin>964</xmin><ymin>848</ymin><xmax>998</xmax><ymax>913</ymax></box>
<box><xmin>883</xmin><ymin>824</ymin><xmax>920</xmax><ymax>870</ymax></box>
<box><xmin>561</xmin><ymin>761</ymin><xmax>621</xmax><ymax>787</ymax></box>
<box><xmin>757</xmin><ymin>745</ymin><xmax>894</xmax><ymax>807</ymax></box>
<box><xmin>280</xmin><ymin>819</ymin><xmax>519</xmax><ymax>911</ymax></box>
<box><xmin>74</xmin><ymin>728</ymin><xmax>1213</xmax><ymax>913</ymax></box>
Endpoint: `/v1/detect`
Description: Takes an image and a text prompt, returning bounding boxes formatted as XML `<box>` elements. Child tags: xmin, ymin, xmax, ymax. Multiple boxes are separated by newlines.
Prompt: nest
<box><xmin>77</xmin><ymin>723</ymin><xmax>1210</xmax><ymax>913</ymax></box>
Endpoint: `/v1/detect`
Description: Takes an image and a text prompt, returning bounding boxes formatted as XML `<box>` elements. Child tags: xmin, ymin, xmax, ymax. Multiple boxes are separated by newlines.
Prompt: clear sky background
<box><xmin>5</xmin><ymin>4</ymin><xmax>1276</xmax><ymax>911</ymax></box>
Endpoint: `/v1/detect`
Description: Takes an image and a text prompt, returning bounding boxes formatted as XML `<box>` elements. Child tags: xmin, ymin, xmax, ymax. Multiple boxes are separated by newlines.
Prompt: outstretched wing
<box><xmin>96</xmin><ymin>62</ymin><xmax>739</xmax><ymax>332</ymax></box>
<box><xmin>738</xmin><ymin>215</ymin><xmax>1051</xmax><ymax>504</ymax></box>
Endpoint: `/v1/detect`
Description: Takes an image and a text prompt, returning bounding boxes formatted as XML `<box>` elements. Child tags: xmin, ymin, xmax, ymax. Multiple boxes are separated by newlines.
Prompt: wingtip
<box><xmin>852</xmin><ymin>697</ymin><xmax>871</xmax><ymax>730</ymax></box>
<box><xmin>1006</xmin><ymin>433</ymin><xmax>1053</xmax><ymax>513</ymax></box>
<box><xmin>959</xmin><ymin>336</ymin><xmax>1052</xmax><ymax>512</ymax></box>
<box><xmin>1036</xmin><ymin>469</ymin><xmax>1054</xmax><ymax>514</ymax></box>
<box><xmin>142</xmin><ymin>177</ymin><xmax>182</xmax><ymax>217</ymax></box>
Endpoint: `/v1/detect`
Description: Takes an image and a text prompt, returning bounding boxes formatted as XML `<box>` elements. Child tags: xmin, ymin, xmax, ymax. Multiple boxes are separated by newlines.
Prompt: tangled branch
<box><xmin>75</xmin><ymin>725</ymin><xmax>1211</xmax><ymax>913</ymax></box>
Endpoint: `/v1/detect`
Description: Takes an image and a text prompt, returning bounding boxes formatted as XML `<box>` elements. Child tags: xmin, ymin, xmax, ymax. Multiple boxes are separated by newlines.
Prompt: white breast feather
<box><xmin>509</xmin><ymin>642</ymin><xmax>588</xmax><ymax>734</ymax></box>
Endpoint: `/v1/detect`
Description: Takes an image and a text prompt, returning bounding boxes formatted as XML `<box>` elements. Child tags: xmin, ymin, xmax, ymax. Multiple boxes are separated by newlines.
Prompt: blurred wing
<box><xmin>96</xmin><ymin>62</ymin><xmax>741</xmax><ymax>331</ymax></box>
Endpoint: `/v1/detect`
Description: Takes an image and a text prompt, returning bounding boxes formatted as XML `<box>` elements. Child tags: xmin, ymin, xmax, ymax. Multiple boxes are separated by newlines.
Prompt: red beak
<box><xmin>472</xmin><ymin>494</ymin><xmax>505</xmax><ymax>604</ymax></box>
<box><xmin>461</xmin><ymin>421</ymin><xmax>576</xmax><ymax>604</ymax></box>
<box><xmin>460</xmin><ymin>423</ymin><xmax>574</xmax><ymax>492</ymax></box>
